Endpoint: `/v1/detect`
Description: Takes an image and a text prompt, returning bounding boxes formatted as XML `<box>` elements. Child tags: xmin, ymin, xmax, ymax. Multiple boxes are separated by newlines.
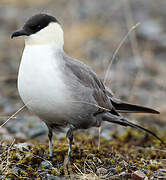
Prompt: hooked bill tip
<box><xmin>11</xmin><ymin>29</ymin><xmax>28</xmax><ymax>39</ymax></box>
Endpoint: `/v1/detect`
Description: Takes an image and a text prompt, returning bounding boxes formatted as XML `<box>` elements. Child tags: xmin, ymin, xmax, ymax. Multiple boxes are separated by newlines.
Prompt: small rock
<box><xmin>46</xmin><ymin>174</ymin><xmax>65</xmax><ymax>180</ymax></box>
<box><xmin>132</xmin><ymin>170</ymin><xmax>147</xmax><ymax>180</ymax></box>
<box><xmin>96</xmin><ymin>167</ymin><xmax>107</xmax><ymax>175</ymax></box>
<box><xmin>14</xmin><ymin>142</ymin><xmax>31</xmax><ymax>151</ymax></box>
<box><xmin>12</xmin><ymin>166</ymin><xmax>22</xmax><ymax>173</ymax></box>
<box><xmin>141</xmin><ymin>168</ymin><xmax>149</xmax><ymax>174</ymax></box>
<box><xmin>119</xmin><ymin>171</ymin><xmax>127</xmax><ymax>177</ymax></box>
<box><xmin>107</xmin><ymin>167</ymin><xmax>117</xmax><ymax>174</ymax></box>
<box><xmin>40</xmin><ymin>161</ymin><xmax>52</xmax><ymax>169</ymax></box>
<box><xmin>120</xmin><ymin>160</ymin><xmax>128</xmax><ymax>167</ymax></box>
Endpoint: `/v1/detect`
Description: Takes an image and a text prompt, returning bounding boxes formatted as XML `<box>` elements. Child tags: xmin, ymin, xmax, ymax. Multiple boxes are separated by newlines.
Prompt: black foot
<box><xmin>66</xmin><ymin>125</ymin><xmax>75</xmax><ymax>162</ymax></box>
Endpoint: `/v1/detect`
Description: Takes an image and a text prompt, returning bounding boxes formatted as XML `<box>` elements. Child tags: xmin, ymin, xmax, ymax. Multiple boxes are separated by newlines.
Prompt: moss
<box><xmin>41</xmin><ymin>166</ymin><xmax>45</xmax><ymax>171</ymax></box>
<box><xmin>116</xmin><ymin>166</ymin><xmax>122</xmax><ymax>173</ymax></box>
<box><xmin>32</xmin><ymin>171</ymin><xmax>38</xmax><ymax>176</ymax></box>
<box><xmin>51</xmin><ymin>169</ymin><xmax>59</xmax><ymax>176</ymax></box>
<box><xmin>20</xmin><ymin>170</ymin><xmax>28</xmax><ymax>176</ymax></box>
<box><xmin>149</xmin><ymin>163</ymin><xmax>159</xmax><ymax>171</ymax></box>
<box><xmin>0</xmin><ymin>128</ymin><xmax>166</xmax><ymax>179</ymax></box>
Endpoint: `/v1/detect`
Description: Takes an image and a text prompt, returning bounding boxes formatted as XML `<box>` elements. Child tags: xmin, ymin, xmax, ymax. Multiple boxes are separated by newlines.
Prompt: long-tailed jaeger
<box><xmin>11</xmin><ymin>13</ymin><xmax>163</xmax><ymax>159</ymax></box>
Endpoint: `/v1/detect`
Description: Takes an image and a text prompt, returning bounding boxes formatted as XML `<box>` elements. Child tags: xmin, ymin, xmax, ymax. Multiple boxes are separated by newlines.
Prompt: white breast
<box><xmin>18</xmin><ymin>44</ymin><xmax>71</xmax><ymax>121</ymax></box>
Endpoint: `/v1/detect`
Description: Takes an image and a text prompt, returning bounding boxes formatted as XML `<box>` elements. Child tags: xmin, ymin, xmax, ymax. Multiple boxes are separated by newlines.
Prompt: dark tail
<box><xmin>103</xmin><ymin>113</ymin><xmax>164</xmax><ymax>144</ymax></box>
<box><xmin>110</xmin><ymin>100</ymin><xmax>160</xmax><ymax>114</ymax></box>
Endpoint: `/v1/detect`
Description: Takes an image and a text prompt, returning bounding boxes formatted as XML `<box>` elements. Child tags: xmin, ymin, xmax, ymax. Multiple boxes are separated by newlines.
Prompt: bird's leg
<box><xmin>48</xmin><ymin>129</ymin><xmax>53</xmax><ymax>157</ymax></box>
<box><xmin>66</xmin><ymin>125</ymin><xmax>75</xmax><ymax>161</ymax></box>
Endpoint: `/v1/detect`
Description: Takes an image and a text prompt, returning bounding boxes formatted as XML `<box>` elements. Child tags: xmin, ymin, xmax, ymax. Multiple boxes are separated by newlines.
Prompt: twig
<box><xmin>0</xmin><ymin>116</ymin><xmax>17</xmax><ymax>119</ymax></box>
<box><xmin>0</xmin><ymin>104</ymin><xmax>26</xmax><ymax>128</ymax></box>
<box><xmin>73</xmin><ymin>163</ymin><xmax>84</xmax><ymax>175</ymax></box>
<box><xmin>104</xmin><ymin>22</ymin><xmax>140</xmax><ymax>85</ymax></box>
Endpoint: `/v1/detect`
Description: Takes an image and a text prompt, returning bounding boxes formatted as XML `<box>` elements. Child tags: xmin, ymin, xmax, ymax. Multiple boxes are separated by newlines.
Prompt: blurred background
<box><xmin>0</xmin><ymin>0</ymin><xmax>166</xmax><ymax>142</ymax></box>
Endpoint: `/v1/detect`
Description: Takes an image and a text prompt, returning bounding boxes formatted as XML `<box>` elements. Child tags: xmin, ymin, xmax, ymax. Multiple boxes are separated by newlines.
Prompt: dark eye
<box><xmin>36</xmin><ymin>25</ymin><xmax>41</xmax><ymax>29</ymax></box>
<box><xmin>29</xmin><ymin>24</ymin><xmax>41</xmax><ymax>30</ymax></box>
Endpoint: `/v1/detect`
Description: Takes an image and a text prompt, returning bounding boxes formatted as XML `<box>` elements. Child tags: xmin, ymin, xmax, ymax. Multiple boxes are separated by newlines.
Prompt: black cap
<box><xmin>11</xmin><ymin>13</ymin><xmax>59</xmax><ymax>38</ymax></box>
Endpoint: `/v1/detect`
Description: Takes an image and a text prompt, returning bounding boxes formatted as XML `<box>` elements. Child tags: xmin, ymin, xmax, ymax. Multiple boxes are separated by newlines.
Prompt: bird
<box><xmin>11</xmin><ymin>13</ymin><xmax>163</xmax><ymax>160</ymax></box>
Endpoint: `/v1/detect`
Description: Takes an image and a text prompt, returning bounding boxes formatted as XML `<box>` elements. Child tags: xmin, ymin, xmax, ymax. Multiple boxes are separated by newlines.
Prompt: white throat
<box><xmin>24</xmin><ymin>22</ymin><xmax>64</xmax><ymax>47</ymax></box>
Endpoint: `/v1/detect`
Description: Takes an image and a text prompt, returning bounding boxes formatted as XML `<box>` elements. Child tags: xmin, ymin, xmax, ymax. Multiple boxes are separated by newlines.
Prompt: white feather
<box><xmin>18</xmin><ymin>43</ymin><xmax>71</xmax><ymax>122</ymax></box>
<box><xmin>25</xmin><ymin>22</ymin><xmax>64</xmax><ymax>46</ymax></box>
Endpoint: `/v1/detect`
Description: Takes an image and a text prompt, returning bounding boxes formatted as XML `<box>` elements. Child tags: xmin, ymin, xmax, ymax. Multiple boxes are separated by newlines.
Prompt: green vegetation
<box><xmin>0</xmin><ymin>129</ymin><xmax>165</xmax><ymax>179</ymax></box>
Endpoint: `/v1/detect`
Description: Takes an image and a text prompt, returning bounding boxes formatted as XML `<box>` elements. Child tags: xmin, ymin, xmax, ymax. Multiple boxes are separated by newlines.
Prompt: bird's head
<box><xmin>11</xmin><ymin>13</ymin><xmax>64</xmax><ymax>47</ymax></box>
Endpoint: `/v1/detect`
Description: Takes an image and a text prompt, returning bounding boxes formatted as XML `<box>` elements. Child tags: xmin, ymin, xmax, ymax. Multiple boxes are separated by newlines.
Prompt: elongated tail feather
<box><xmin>111</xmin><ymin>100</ymin><xmax>160</xmax><ymax>114</ymax></box>
<box><xmin>103</xmin><ymin>113</ymin><xmax>164</xmax><ymax>144</ymax></box>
